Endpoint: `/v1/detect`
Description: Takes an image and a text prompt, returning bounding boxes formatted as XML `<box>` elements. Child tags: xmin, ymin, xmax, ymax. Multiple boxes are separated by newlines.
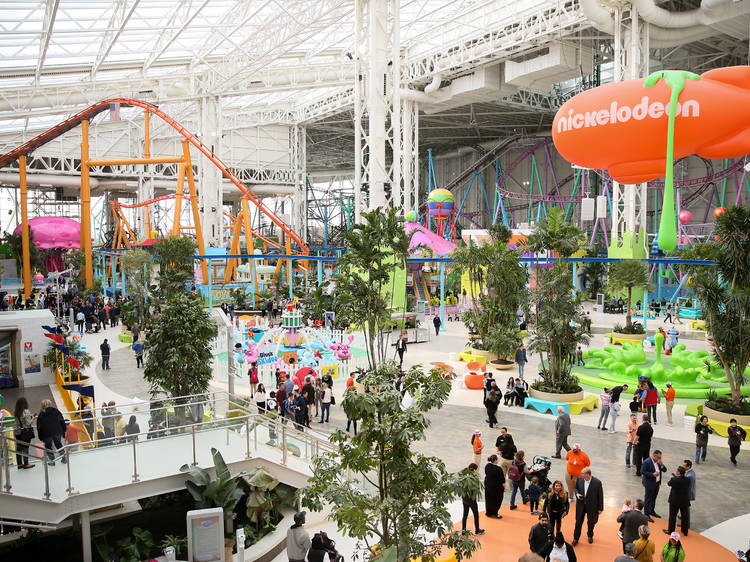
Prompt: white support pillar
<box><xmin>81</xmin><ymin>510</ymin><xmax>92</xmax><ymax>562</ymax></box>
<box><xmin>137</xmin><ymin>175</ymin><xmax>154</xmax><ymax>237</ymax></box>
<box><xmin>354</xmin><ymin>0</ymin><xmax>400</xmax><ymax>215</ymax></box>
<box><xmin>200</xmin><ymin>96</ymin><xmax>223</xmax><ymax>248</ymax></box>
<box><xmin>290</xmin><ymin>124</ymin><xmax>307</xmax><ymax>242</ymax></box>
<box><xmin>609</xmin><ymin>2</ymin><xmax>649</xmax><ymax>258</ymax></box>
<box><xmin>402</xmin><ymin>99</ymin><xmax>419</xmax><ymax>212</ymax></box>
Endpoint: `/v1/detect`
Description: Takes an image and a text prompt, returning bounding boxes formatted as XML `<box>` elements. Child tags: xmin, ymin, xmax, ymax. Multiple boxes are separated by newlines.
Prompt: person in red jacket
<box><xmin>644</xmin><ymin>381</ymin><xmax>659</xmax><ymax>424</ymax></box>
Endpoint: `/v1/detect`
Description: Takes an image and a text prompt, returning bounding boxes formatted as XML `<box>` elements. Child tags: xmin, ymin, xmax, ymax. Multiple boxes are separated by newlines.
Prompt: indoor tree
<box><xmin>335</xmin><ymin>207</ymin><xmax>411</xmax><ymax>369</ymax></box>
<box><xmin>143</xmin><ymin>291</ymin><xmax>217</xmax><ymax>398</ymax></box>
<box><xmin>121</xmin><ymin>249</ymin><xmax>153</xmax><ymax>329</ymax></box>
<box><xmin>298</xmin><ymin>363</ymin><xmax>481</xmax><ymax>562</ymax></box>
<box><xmin>581</xmin><ymin>245</ymin><xmax>606</xmax><ymax>299</ymax></box>
<box><xmin>153</xmin><ymin>236</ymin><xmax>196</xmax><ymax>298</ymax></box>
<box><xmin>526</xmin><ymin>209</ymin><xmax>589</xmax><ymax>392</ymax></box>
<box><xmin>452</xmin><ymin>224</ymin><xmax>528</xmax><ymax>360</ymax></box>
<box><xmin>607</xmin><ymin>260</ymin><xmax>650</xmax><ymax>332</ymax></box>
<box><xmin>681</xmin><ymin>206</ymin><xmax>750</xmax><ymax>407</ymax></box>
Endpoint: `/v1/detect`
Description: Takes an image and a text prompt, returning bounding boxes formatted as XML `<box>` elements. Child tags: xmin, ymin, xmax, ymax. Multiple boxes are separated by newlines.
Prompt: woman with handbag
<box><xmin>509</xmin><ymin>450</ymin><xmax>530</xmax><ymax>510</ymax></box>
<box><xmin>13</xmin><ymin>397</ymin><xmax>35</xmax><ymax>469</ymax></box>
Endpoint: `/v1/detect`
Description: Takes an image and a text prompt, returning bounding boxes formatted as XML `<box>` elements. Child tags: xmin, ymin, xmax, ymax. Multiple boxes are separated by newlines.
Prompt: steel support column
<box><xmin>290</xmin><ymin>124</ymin><xmax>307</xmax><ymax>241</ymax></box>
<box><xmin>609</xmin><ymin>3</ymin><xmax>649</xmax><ymax>259</ymax></box>
<box><xmin>354</xmin><ymin>0</ymin><xmax>399</xmax><ymax>214</ymax></box>
<box><xmin>199</xmin><ymin>96</ymin><xmax>222</xmax><ymax>248</ymax></box>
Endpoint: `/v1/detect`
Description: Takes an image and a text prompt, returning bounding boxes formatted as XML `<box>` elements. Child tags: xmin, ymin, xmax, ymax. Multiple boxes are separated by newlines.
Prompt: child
<box><xmin>576</xmin><ymin>345</ymin><xmax>584</xmax><ymax>366</ymax></box>
<box><xmin>618</xmin><ymin>496</ymin><xmax>632</xmax><ymax>539</ymax></box>
<box><xmin>527</xmin><ymin>476</ymin><xmax>542</xmax><ymax>514</ymax></box>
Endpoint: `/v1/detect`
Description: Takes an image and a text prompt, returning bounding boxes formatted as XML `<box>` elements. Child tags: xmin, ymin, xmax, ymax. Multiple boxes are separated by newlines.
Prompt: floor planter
<box><xmin>490</xmin><ymin>359</ymin><xmax>516</xmax><ymax>371</ymax></box>
<box><xmin>468</xmin><ymin>348</ymin><xmax>499</xmax><ymax>362</ymax></box>
<box><xmin>703</xmin><ymin>404</ymin><xmax>750</xmax><ymax>426</ymax></box>
<box><xmin>611</xmin><ymin>332</ymin><xmax>648</xmax><ymax>342</ymax></box>
<box><xmin>529</xmin><ymin>387</ymin><xmax>584</xmax><ymax>403</ymax></box>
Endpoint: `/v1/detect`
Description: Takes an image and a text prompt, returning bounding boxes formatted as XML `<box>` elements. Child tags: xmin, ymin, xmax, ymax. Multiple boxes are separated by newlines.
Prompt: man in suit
<box><xmin>617</xmin><ymin>499</ymin><xmax>650</xmax><ymax>552</ymax></box>
<box><xmin>572</xmin><ymin>467</ymin><xmax>604</xmax><ymax>545</ymax></box>
<box><xmin>553</xmin><ymin>406</ymin><xmax>572</xmax><ymax>458</ymax></box>
<box><xmin>664</xmin><ymin>465</ymin><xmax>691</xmax><ymax>536</ymax></box>
<box><xmin>641</xmin><ymin>450</ymin><xmax>667</xmax><ymax>520</ymax></box>
<box><xmin>634</xmin><ymin>415</ymin><xmax>654</xmax><ymax>476</ymax></box>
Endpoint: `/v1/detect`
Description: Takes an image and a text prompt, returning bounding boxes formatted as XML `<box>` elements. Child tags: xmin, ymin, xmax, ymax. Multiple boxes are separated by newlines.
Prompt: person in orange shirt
<box><xmin>565</xmin><ymin>443</ymin><xmax>591</xmax><ymax>499</ymax></box>
<box><xmin>471</xmin><ymin>430</ymin><xmax>483</xmax><ymax>468</ymax></box>
<box><xmin>346</xmin><ymin>373</ymin><xmax>355</xmax><ymax>389</ymax></box>
<box><xmin>661</xmin><ymin>381</ymin><xmax>676</xmax><ymax>425</ymax></box>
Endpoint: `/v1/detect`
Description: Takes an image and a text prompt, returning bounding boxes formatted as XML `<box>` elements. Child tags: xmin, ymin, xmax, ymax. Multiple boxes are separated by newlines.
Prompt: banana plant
<box><xmin>643</xmin><ymin>70</ymin><xmax>700</xmax><ymax>252</ymax></box>
<box><xmin>243</xmin><ymin>465</ymin><xmax>281</xmax><ymax>531</ymax></box>
<box><xmin>180</xmin><ymin>447</ymin><xmax>247</xmax><ymax>535</ymax></box>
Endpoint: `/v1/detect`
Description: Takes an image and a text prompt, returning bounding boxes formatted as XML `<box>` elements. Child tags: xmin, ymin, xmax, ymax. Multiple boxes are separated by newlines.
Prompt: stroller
<box><xmin>311</xmin><ymin>532</ymin><xmax>344</xmax><ymax>562</ymax></box>
<box><xmin>527</xmin><ymin>455</ymin><xmax>553</xmax><ymax>494</ymax></box>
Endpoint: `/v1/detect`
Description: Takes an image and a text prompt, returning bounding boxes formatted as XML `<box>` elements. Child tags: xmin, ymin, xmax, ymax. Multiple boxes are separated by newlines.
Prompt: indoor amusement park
<box><xmin>1</xmin><ymin>2</ymin><xmax>750</xmax><ymax>562</ymax></box>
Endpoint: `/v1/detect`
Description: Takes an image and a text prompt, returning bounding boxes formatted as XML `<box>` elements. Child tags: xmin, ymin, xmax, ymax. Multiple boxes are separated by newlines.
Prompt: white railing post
<box><xmin>191</xmin><ymin>425</ymin><xmax>197</xmax><ymax>466</ymax></box>
<box><xmin>1</xmin><ymin>432</ymin><xmax>11</xmax><ymax>494</ymax></box>
<box><xmin>245</xmin><ymin>417</ymin><xmax>251</xmax><ymax>459</ymax></box>
<box><xmin>65</xmin><ymin>447</ymin><xmax>76</xmax><ymax>495</ymax></box>
<box><xmin>131</xmin><ymin>439</ymin><xmax>140</xmax><ymax>483</ymax></box>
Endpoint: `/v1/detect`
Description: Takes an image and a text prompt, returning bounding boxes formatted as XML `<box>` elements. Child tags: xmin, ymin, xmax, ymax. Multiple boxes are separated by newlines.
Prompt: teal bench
<box><xmin>524</xmin><ymin>397</ymin><xmax>569</xmax><ymax>416</ymax></box>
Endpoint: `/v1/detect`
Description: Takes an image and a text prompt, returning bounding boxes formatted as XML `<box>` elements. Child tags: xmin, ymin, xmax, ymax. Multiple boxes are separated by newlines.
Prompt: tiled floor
<box><xmin>40</xmin><ymin>303</ymin><xmax>748</xmax><ymax>559</ymax></box>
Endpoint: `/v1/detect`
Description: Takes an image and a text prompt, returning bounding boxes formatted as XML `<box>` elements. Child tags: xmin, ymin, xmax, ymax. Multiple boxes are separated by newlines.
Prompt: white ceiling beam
<box><xmin>142</xmin><ymin>0</ymin><xmax>211</xmax><ymax>72</ymax></box>
<box><xmin>197</xmin><ymin>0</ymin><xmax>353</xmax><ymax>95</ymax></box>
<box><xmin>35</xmin><ymin>0</ymin><xmax>61</xmax><ymax>83</ymax></box>
<box><xmin>192</xmin><ymin>0</ymin><xmax>276</xmax><ymax>64</ymax></box>
<box><xmin>91</xmin><ymin>0</ymin><xmax>141</xmax><ymax>78</ymax></box>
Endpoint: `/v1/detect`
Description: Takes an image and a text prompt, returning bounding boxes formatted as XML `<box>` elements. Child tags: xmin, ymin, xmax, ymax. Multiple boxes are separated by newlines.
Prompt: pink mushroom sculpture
<box><xmin>13</xmin><ymin>217</ymin><xmax>81</xmax><ymax>272</ymax></box>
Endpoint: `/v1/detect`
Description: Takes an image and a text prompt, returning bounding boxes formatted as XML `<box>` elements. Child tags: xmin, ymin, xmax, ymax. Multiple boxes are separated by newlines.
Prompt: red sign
<box><xmin>23</xmin><ymin>342</ymin><xmax>32</xmax><ymax>352</ymax></box>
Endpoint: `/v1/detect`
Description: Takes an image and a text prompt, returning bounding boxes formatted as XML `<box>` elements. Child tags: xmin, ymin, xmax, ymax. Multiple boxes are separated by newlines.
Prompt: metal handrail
<box><xmin>1</xmin><ymin>396</ymin><xmax>336</xmax><ymax>502</ymax></box>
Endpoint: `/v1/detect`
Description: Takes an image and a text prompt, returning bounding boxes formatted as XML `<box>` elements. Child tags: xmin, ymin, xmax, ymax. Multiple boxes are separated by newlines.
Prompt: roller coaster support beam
<box><xmin>182</xmin><ymin>140</ymin><xmax>209</xmax><ymax>283</ymax></box>
<box><xmin>19</xmin><ymin>156</ymin><xmax>31</xmax><ymax>299</ymax></box>
<box><xmin>241</xmin><ymin>197</ymin><xmax>259</xmax><ymax>298</ymax></box>
<box><xmin>81</xmin><ymin>120</ymin><xmax>93</xmax><ymax>288</ymax></box>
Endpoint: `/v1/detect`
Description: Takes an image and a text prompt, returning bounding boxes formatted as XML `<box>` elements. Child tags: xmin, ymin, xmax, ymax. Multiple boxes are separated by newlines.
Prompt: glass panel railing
<box><xmin>0</xmin><ymin>391</ymin><xmax>337</xmax><ymax>504</ymax></box>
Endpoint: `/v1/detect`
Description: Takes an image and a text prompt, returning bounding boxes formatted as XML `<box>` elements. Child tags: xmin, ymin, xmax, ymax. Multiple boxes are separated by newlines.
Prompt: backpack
<box><xmin>508</xmin><ymin>462</ymin><xmax>522</xmax><ymax>482</ymax></box>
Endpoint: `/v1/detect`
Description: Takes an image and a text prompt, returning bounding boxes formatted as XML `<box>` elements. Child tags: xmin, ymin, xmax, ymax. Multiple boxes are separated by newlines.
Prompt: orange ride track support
<box><xmin>0</xmin><ymin>97</ymin><xmax>308</xmax><ymax>291</ymax></box>
<box><xmin>19</xmin><ymin>156</ymin><xmax>31</xmax><ymax>299</ymax></box>
<box><xmin>81</xmin><ymin>120</ymin><xmax>93</xmax><ymax>288</ymax></box>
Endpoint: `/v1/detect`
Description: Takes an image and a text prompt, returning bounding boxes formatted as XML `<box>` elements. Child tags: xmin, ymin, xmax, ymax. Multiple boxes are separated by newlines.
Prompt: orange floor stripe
<box><xmin>451</xmin><ymin>505</ymin><xmax>736</xmax><ymax>561</ymax></box>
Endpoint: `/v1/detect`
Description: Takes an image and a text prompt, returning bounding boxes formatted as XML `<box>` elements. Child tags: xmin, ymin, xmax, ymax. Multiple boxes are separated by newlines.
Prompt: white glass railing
<box><xmin>0</xmin><ymin>392</ymin><xmax>336</xmax><ymax>503</ymax></box>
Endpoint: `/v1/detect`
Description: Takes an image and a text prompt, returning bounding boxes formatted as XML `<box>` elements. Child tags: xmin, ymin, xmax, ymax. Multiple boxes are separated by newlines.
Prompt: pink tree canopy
<box><xmin>14</xmin><ymin>217</ymin><xmax>81</xmax><ymax>250</ymax></box>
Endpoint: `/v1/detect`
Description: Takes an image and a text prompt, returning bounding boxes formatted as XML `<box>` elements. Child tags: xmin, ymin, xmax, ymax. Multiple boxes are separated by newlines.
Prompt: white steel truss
<box><xmin>610</xmin><ymin>2</ymin><xmax>648</xmax><ymax>255</ymax></box>
<box><xmin>354</xmin><ymin>0</ymin><xmax>401</xmax><ymax>216</ymax></box>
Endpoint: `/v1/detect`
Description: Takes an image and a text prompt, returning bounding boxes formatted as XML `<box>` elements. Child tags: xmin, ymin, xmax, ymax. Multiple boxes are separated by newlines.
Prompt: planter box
<box><xmin>703</xmin><ymin>404</ymin><xmax>750</xmax><ymax>426</ymax></box>
<box><xmin>529</xmin><ymin>388</ymin><xmax>584</xmax><ymax>403</ymax></box>
<box><xmin>468</xmin><ymin>348</ymin><xmax>499</xmax><ymax>362</ymax></box>
<box><xmin>609</xmin><ymin>332</ymin><xmax>647</xmax><ymax>345</ymax></box>
<box><xmin>490</xmin><ymin>359</ymin><xmax>516</xmax><ymax>371</ymax></box>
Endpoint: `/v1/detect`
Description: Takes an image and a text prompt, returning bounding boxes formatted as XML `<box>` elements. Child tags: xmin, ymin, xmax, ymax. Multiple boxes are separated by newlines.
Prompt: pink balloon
<box><xmin>678</xmin><ymin>210</ymin><xmax>692</xmax><ymax>225</ymax></box>
<box><xmin>13</xmin><ymin>217</ymin><xmax>81</xmax><ymax>249</ymax></box>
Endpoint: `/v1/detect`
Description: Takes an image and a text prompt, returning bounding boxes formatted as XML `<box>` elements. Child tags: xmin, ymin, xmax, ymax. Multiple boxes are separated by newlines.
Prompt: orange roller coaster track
<box><xmin>0</xmin><ymin>98</ymin><xmax>308</xmax><ymax>294</ymax></box>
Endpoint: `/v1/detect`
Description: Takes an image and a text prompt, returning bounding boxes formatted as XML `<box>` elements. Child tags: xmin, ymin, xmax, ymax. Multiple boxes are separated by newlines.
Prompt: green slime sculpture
<box><xmin>643</xmin><ymin>70</ymin><xmax>700</xmax><ymax>252</ymax></box>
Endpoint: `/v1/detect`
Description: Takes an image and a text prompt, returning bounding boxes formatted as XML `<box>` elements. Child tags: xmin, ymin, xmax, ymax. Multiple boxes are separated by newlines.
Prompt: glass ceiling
<box><xmin>0</xmin><ymin>0</ymin><xmax>488</xmax><ymax>135</ymax></box>
<box><xmin>0</xmin><ymin>0</ymin><xmax>481</xmax><ymax>81</ymax></box>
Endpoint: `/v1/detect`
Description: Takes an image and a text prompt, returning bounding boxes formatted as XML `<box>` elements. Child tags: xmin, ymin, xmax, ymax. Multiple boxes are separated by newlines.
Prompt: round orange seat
<box><xmin>464</xmin><ymin>373</ymin><xmax>485</xmax><ymax>389</ymax></box>
<box><xmin>466</xmin><ymin>361</ymin><xmax>486</xmax><ymax>372</ymax></box>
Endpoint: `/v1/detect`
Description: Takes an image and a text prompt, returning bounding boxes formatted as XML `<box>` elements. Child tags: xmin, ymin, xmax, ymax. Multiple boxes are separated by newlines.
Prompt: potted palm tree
<box><xmin>452</xmin><ymin>225</ymin><xmax>528</xmax><ymax>365</ymax></box>
<box><xmin>525</xmin><ymin>209</ymin><xmax>588</xmax><ymax>400</ymax></box>
<box><xmin>607</xmin><ymin>260</ymin><xmax>650</xmax><ymax>341</ymax></box>
<box><xmin>681</xmin><ymin>206</ymin><xmax>750</xmax><ymax>420</ymax></box>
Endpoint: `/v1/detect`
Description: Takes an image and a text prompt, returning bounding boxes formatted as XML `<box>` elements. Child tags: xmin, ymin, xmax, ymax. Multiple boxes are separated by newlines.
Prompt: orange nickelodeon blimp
<box><xmin>552</xmin><ymin>66</ymin><xmax>750</xmax><ymax>184</ymax></box>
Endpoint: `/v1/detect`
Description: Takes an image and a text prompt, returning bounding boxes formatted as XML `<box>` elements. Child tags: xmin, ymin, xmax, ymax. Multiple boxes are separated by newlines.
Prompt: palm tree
<box><xmin>607</xmin><ymin>260</ymin><xmax>650</xmax><ymax>330</ymax></box>
<box><xmin>526</xmin><ymin>208</ymin><xmax>583</xmax><ymax>258</ymax></box>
